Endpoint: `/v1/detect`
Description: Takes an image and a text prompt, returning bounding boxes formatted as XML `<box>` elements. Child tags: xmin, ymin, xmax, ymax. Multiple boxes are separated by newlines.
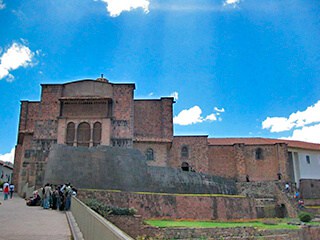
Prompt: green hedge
<box><xmin>298</xmin><ymin>212</ymin><xmax>313</xmax><ymax>223</ymax></box>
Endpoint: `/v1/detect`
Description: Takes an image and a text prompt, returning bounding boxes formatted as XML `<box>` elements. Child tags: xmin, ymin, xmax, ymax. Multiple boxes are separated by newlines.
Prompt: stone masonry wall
<box><xmin>169</xmin><ymin>136</ymin><xmax>209</xmax><ymax>173</ymax></box>
<box><xmin>134</xmin><ymin>98</ymin><xmax>174</xmax><ymax>140</ymax></box>
<box><xmin>208</xmin><ymin>145</ymin><xmax>237</xmax><ymax>178</ymax></box>
<box><xmin>112</xmin><ymin>84</ymin><xmax>135</xmax><ymax>142</ymax></box>
<box><xmin>78</xmin><ymin>190</ymin><xmax>257</xmax><ymax>220</ymax></box>
<box><xmin>133</xmin><ymin>142</ymin><xmax>169</xmax><ymax>167</ymax></box>
<box><xmin>300</xmin><ymin>179</ymin><xmax>320</xmax><ymax>199</ymax></box>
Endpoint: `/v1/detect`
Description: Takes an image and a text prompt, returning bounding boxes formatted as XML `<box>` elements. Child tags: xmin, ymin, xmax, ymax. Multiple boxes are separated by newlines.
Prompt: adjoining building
<box><xmin>13</xmin><ymin>77</ymin><xmax>320</xmax><ymax>197</ymax></box>
<box><xmin>0</xmin><ymin>160</ymin><xmax>13</xmax><ymax>184</ymax></box>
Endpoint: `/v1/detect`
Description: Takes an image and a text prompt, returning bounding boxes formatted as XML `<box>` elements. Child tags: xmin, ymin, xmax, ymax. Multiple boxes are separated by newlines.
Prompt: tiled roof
<box><xmin>208</xmin><ymin>138</ymin><xmax>320</xmax><ymax>151</ymax></box>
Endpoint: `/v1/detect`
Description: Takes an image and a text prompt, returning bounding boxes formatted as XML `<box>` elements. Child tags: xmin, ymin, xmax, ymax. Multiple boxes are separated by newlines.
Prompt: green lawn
<box><xmin>145</xmin><ymin>219</ymin><xmax>302</xmax><ymax>230</ymax></box>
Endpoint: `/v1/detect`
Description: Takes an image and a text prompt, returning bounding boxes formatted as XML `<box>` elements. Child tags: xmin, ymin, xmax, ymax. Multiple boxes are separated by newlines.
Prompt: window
<box><xmin>93</xmin><ymin>122</ymin><xmax>102</xmax><ymax>146</ymax></box>
<box><xmin>181</xmin><ymin>146</ymin><xmax>189</xmax><ymax>158</ymax></box>
<box><xmin>145</xmin><ymin>148</ymin><xmax>154</xmax><ymax>161</ymax></box>
<box><xmin>66</xmin><ymin>122</ymin><xmax>75</xmax><ymax>146</ymax></box>
<box><xmin>181</xmin><ymin>162</ymin><xmax>190</xmax><ymax>171</ymax></box>
<box><xmin>255</xmin><ymin>148</ymin><xmax>263</xmax><ymax>160</ymax></box>
<box><xmin>77</xmin><ymin>122</ymin><xmax>90</xmax><ymax>147</ymax></box>
<box><xmin>306</xmin><ymin>155</ymin><xmax>310</xmax><ymax>164</ymax></box>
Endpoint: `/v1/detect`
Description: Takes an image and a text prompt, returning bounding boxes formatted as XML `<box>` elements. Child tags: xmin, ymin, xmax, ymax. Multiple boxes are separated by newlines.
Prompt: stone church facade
<box><xmin>13</xmin><ymin>77</ymin><xmax>320</xmax><ymax>195</ymax></box>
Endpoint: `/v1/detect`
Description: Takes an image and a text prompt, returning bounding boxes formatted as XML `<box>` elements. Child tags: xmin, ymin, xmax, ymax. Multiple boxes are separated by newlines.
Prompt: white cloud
<box><xmin>223</xmin><ymin>0</ymin><xmax>241</xmax><ymax>7</ymax></box>
<box><xmin>170</xmin><ymin>91</ymin><xmax>178</xmax><ymax>101</ymax></box>
<box><xmin>284</xmin><ymin>124</ymin><xmax>320</xmax><ymax>144</ymax></box>
<box><xmin>262</xmin><ymin>100</ymin><xmax>320</xmax><ymax>133</ymax></box>
<box><xmin>148</xmin><ymin>92</ymin><xmax>154</xmax><ymax>97</ymax></box>
<box><xmin>0</xmin><ymin>148</ymin><xmax>15</xmax><ymax>164</ymax></box>
<box><xmin>173</xmin><ymin>106</ymin><xmax>219</xmax><ymax>126</ymax></box>
<box><xmin>214</xmin><ymin>107</ymin><xmax>225</xmax><ymax>112</ymax></box>
<box><xmin>0</xmin><ymin>42</ymin><xmax>35</xmax><ymax>81</ymax></box>
<box><xmin>0</xmin><ymin>0</ymin><xmax>5</xmax><ymax>10</ymax></box>
<box><xmin>100</xmin><ymin>0</ymin><xmax>149</xmax><ymax>17</ymax></box>
<box><xmin>262</xmin><ymin>117</ymin><xmax>294</xmax><ymax>133</ymax></box>
<box><xmin>262</xmin><ymin>100</ymin><xmax>320</xmax><ymax>143</ymax></box>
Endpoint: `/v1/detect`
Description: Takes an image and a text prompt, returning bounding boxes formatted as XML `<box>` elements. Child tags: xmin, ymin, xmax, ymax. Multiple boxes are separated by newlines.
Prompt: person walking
<box><xmin>9</xmin><ymin>183</ymin><xmax>15</xmax><ymax>199</ymax></box>
<box><xmin>3</xmin><ymin>182</ymin><xmax>9</xmax><ymax>200</ymax></box>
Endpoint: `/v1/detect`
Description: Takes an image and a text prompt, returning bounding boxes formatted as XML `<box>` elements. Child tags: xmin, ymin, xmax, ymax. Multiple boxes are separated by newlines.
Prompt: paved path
<box><xmin>0</xmin><ymin>192</ymin><xmax>72</xmax><ymax>240</ymax></box>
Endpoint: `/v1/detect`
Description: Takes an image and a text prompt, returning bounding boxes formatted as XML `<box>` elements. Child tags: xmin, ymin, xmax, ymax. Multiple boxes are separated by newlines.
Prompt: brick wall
<box><xmin>77</xmin><ymin>190</ymin><xmax>257</xmax><ymax>220</ymax></box>
<box><xmin>112</xmin><ymin>84</ymin><xmax>135</xmax><ymax>141</ymax></box>
<box><xmin>169</xmin><ymin>136</ymin><xmax>209</xmax><ymax>173</ymax></box>
<box><xmin>300</xmin><ymin>179</ymin><xmax>320</xmax><ymax>199</ymax></box>
<box><xmin>208</xmin><ymin>143</ymin><xmax>287</xmax><ymax>182</ymax></box>
<box><xmin>40</xmin><ymin>84</ymin><xmax>62</xmax><ymax>120</ymax></box>
<box><xmin>134</xmin><ymin>98</ymin><xmax>174</xmax><ymax>140</ymax></box>
<box><xmin>133</xmin><ymin>142</ymin><xmax>170</xmax><ymax>167</ymax></box>
<box><xmin>208</xmin><ymin>145</ymin><xmax>237</xmax><ymax>178</ymax></box>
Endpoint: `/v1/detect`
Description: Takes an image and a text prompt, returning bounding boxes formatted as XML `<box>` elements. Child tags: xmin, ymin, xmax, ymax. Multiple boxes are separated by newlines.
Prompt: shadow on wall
<box><xmin>44</xmin><ymin>144</ymin><xmax>238</xmax><ymax>194</ymax></box>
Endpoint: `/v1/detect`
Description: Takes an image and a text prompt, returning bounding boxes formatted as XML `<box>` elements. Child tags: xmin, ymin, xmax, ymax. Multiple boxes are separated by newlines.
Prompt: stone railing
<box><xmin>70</xmin><ymin>196</ymin><xmax>134</xmax><ymax>240</ymax></box>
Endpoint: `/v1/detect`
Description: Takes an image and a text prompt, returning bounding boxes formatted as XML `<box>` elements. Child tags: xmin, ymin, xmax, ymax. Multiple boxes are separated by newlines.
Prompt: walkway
<box><xmin>0</xmin><ymin>192</ymin><xmax>72</xmax><ymax>240</ymax></box>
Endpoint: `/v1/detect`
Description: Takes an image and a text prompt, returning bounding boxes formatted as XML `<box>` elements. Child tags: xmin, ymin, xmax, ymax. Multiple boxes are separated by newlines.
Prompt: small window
<box><xmin>181</xmin><ymin>162</ymin><xmax>190</xmax><ymax>171</ymax></box>
<box><xmin>181</xmin><ymin>146</ymin><xmax>189</xmax><ymax>158</ymax></box>
<box><xmin>306</xmin><ymin>155</ymin><xmax>310</xmax><ymax>164</ymax></box>
<box><xmin>146</xmin><ymin>148</ymin><xmax>154</xmax><ymax>161</ymax></box>
<box><xmin>255</xmin><ymin>148</ymin><xmax>263</xmax><ymax>160</ymax></box>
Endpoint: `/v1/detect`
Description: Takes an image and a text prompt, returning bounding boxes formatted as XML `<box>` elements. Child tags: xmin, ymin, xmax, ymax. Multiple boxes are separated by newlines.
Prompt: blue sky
<box><xmin>1</xmin><ymin>0</ymin><xmax>320</xmax><ymax>163</ymax></box>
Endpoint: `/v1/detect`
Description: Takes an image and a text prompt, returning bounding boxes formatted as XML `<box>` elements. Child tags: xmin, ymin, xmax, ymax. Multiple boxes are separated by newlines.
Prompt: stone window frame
<box><xmin>255</xmin><ymin>148</ymin><xmax>263</xmax><ymax>160</ymax></box>
<box><xmin>181</xmin><ymin>145</ymin><xmax>189</xmax><ymax>158</ymax></box>
<box><xmin>145</xmin><ymin>148</ymin><xmax>154</xmax><ymax>161</ymax></box>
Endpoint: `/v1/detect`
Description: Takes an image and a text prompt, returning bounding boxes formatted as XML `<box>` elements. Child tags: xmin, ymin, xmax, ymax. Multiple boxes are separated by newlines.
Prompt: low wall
<box><xmin>300</xmin><ymin>179</ymin><xmax>320</xmax><ymax>199</ymax></box>
<box><xmin>77</xmin><ymin>190</ymin><xmax>257</xmax><ymax>220</ymax></box>
<box><xmin>70</xmin><ymin>196</ymin><xmax>134</xmax><ymax>240</ymax></box>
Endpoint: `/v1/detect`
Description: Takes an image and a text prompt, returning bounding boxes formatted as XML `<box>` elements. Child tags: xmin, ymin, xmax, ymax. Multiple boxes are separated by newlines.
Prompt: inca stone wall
<box><xmin>77</xmin><ymin>190</ymin><xmax>256</xmax><ymax>220</ymax></box>
<box><xmin>43</xmin><ymin>144</ymin><xmax>237</xmax><ymax>194</ymax></box>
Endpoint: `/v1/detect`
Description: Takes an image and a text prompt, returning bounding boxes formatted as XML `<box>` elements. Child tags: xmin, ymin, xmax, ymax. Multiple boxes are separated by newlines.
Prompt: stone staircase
<box><xmin>237</xmin><ymin>181</ymin><xmax>299</xmax><ymax>218</ymax></box>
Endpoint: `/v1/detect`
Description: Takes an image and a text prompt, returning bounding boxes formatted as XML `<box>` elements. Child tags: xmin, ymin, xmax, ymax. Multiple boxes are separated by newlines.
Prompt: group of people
<box><xmin>2</xmin><ymin>182</ymin><xmax>14</xmax><ymax>200</ymax></box>
<box><xmin>284</xmin><ymin>182</ymin><xmax>305</xmax><ymax>209</ymax></box>
<box><xmin>26</xmin><ymin>183</ymin><xmax>77</xmax><ymax>211</ymax></box>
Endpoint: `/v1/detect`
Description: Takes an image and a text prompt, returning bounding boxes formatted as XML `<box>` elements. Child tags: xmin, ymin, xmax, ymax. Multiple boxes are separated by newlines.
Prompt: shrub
<box><xmin>83</xmin><ymin>198</ymin><xmax>137</xmax><ymax>218</ymax></box>
<box><xmin>298</xmin><ymin>212</ymin><xmax>313</xmax><ymax>223</ymax></box>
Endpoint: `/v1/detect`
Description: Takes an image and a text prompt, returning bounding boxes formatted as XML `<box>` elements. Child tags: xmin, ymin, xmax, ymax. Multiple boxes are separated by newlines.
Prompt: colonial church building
<box><xmin>13</xmin><ymin>77</ymin><xmax>320</xmax><ymax>196</ymax></box>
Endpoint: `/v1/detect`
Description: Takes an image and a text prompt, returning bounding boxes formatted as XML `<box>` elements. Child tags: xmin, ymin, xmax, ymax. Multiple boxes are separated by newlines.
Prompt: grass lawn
<box><xmin>144</xmin><ymin>219</ymin><xmax>302</xmax><ymax>230</ymax></box>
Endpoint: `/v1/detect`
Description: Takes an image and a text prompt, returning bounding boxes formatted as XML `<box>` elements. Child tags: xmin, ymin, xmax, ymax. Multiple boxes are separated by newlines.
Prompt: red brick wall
<box><xmin>208</xmin><ymin>145</ymin><xmax>237</xmax><ymax>178</ymax></box>
<box><xmin>78</xmin><ymin>190</ymin><xmax>257</xmax><ymax>220</ymax></box>
<box><xmin>208</xmin><ymin>143</ymin><xmax>288</xmax><ymax>182</ymax></box>
<box><xmin>242</xmin><ymin>145</ymin><xmax>281</xmax><ymax>181</ymax></box>
<box><xmin>112</xmin><ymin>85</ymin><xmax>135</xmax><ymax>139</ymax></box>
<box><xmin>133</xmin><ymin>142</ymin><xmax>170</xmax><ymax>167</ymax></box>
<box><xmin>40</xmin><ymin>85</ymin><xmax>62</xmax><ymax>120</ymax></box>
<box><xmin>134</xmin><ymin>100</ymin><xmax>162</xmax><ymax>138</ymax></box>
<box><xmin>169</xmin><ymin>136</ymin><xmax>208</xmax><ymax>173</ymax></box>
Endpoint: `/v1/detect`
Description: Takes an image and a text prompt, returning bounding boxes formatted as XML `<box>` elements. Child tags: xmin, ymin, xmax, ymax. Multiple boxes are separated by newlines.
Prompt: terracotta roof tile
<box><xmin>208</xmin><ymin>137</ymin><xmax>320</xmax><ymax>151</ymax></box>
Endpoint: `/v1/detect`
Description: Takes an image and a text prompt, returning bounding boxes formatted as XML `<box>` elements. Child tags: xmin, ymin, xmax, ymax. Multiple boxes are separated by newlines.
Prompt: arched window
<box><xmin>255</xmin><ymin>148</ymin><xmax>263</xmax><ymax>160</ymax></box>
<box><xmin>181</xmin><ymin>146</ymin><xmax>189</xmax><ymax>158</ymax></box>
<box><xmin>93</xmin><ymin>122</ymin><xmax>102</xmax><ymax>147</ymax></box>
<box><xmin>145</xmin><ymin>148</ymin><xmax>154</xmax><ymax>161</ymax></box>
<box><xmin>77</xmin><ymin>122</ymin><xmax>90</xmax><ymax>147</ymax></box>
<box><xmin>66</xmin><ymin>122</ymin><xmax>75</xmax><ymax>146</ymax></box>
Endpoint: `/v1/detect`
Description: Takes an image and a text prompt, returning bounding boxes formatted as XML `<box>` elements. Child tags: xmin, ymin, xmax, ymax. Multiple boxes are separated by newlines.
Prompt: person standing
<box><xmin>43</xmin><ymin>183</ymin><xmax>52</xmax><ymax>209</ymax></box>
<box><xmin>9</xmin><ymin>183</ymin><xmax>14</xmax><ymax>199</ymax></box>
<box><xmin>3</xmin><ymin>182</ymin><xmax>9</xmax><ymax>200</ymax></box>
